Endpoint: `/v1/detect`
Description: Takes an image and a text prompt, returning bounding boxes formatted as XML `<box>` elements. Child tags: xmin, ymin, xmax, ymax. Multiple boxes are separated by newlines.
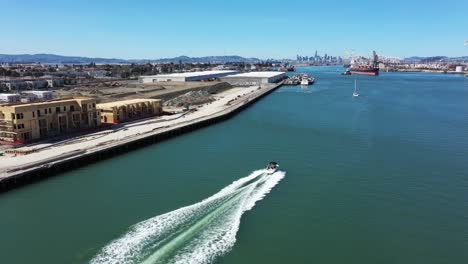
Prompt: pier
<box><xmin>0</xmin><ymin>83</ymin><xmax>283</xmax><ymax>193</ymax></box>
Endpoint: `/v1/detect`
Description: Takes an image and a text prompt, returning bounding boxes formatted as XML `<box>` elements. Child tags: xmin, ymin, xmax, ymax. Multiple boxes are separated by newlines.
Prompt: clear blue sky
<box><xmin>1</xmin><ymin>0</ymin><xmax>467</xmax><ymax>59</ymax></box>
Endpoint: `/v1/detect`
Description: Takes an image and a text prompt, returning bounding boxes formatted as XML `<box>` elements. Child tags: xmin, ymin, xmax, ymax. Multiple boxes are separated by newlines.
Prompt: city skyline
<box><xmin>1</xmin><ymin>0</ymin><xmax>467</xmax><ymax>59</ymax></box>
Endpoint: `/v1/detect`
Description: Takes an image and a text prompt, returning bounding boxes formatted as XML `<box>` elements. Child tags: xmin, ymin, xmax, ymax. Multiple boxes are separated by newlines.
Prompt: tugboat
<box><xmin>265</xmin><ymin>162</ymin><xmax>279</xmax><ymax>175</ymax></box>
<box><xmin>342</xmin><ymin>69</ymin><xmax>351</xmax><ymax>75</ymax></box>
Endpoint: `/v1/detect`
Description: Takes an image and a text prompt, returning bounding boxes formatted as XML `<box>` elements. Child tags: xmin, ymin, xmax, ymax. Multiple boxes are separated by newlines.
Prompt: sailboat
<box><xmin>353</xmin><ymin>79</ymin><xmax>360</xmax><ymax>97</ymax></box>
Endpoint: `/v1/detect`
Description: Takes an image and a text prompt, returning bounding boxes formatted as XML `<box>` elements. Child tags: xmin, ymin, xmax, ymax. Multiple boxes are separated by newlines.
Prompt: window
<box><xmin>49</xmin><ymin>108</ymin><xmax>52</xmax><ymax>114</ymax></box>
<box><xmin>17</xmin><ymin>124</ymin><xmax>25</xmax><ymax>129</ymax></box>
<box><xmin>92</xmin><ymin>103</ymin><xmax>96</xmax><ymax>108</ymax></box>
<box><xmin>11</xmin><ymin>113</ymin><xmax>15</xmax><ymax>120</ymax></box>
<box><xmin>37</xmin><ymin>110</ymin><xmax>40</xmax><ymax>117</ymax></box>
<box><xmin>16</xmin><ymin>113</ymin><xmax>24</xmax><ymax>119</ymax></box>
<box><xmin>70</xmin><ymin>105</ymin><xmax>75</xmax><ymax>112</ymax></box>
<box><xmin>63</xmin><ymin>106</ymin><xmax>66</xmax><ymax>111</ymax></box>
<box><xmin>56</xmin><ymin>107</ymin><xmax>60</xmax><ymax>113</ymax></box>
<box><xmin>32</xmin><ymin>111</ymin><xmax>35</xmax><ymax>118</ymax></box>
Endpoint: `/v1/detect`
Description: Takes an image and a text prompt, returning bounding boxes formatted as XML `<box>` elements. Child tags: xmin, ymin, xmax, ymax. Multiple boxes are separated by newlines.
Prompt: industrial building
<box><xmin>0</xmin><ymin>97</ymin><xmax>101</xmax><ymax>143</ymax></box>
<box><xmin>97</xmin><ymin>99</ymin><xmax>163</xmax><ymax>124</ymax></box>
<box><xmin>22</xmin><ymin>91</ymin><xmax>54</xmax><ymax>101</ymax></box>
<box><xmin>139</xmin><ymin>70</ymin><xmax>237</xmax><ymax>83</ymax></box>
<box><xmin>0</xmin><ymin>77</ymin><xmax>64</xmax><ymax>92</ymax></box>
<box><xmin>0</xmin><ymin>94</ymin><xmax>21</xmax><ymax>104</ymax></box>
<box><xmin>1</xmin><ymin>91</ymin><xmax>54</xmax><ymax>104</ymax></box>
<box><xmin>220</xmin><ymin>72</ymin><xmax>287</xmax><ymax>86</ymax></box>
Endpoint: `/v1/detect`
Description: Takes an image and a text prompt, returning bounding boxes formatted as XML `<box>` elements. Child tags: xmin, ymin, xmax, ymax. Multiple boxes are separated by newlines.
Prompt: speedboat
<box><xmin>265</xmin><ymin>162</ymin><xmax>279</xmax><ymax>174</ymax></box>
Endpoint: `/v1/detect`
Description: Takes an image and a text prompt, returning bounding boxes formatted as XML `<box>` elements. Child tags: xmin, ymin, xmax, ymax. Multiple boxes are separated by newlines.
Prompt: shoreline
<box><xmin>291</xmin><ymin>65</ymin><xmax>467</xmax><ymax>75</ymax></box>
<box><xmin>0</xmin><ymin>83</ymin><xmax>283</xmax><ymax>193</ymax></box>
<box><xmin>384</xmin><ymin>69</ymin><xmax>467</xmax><ymax>74</ymax></box>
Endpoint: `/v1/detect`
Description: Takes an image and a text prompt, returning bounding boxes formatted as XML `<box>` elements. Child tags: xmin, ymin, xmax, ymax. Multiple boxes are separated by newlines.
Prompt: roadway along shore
<box><xmin>0</xmin><ymin>83</ymin><xmax>282</xmax><ymax>192</ymax></box>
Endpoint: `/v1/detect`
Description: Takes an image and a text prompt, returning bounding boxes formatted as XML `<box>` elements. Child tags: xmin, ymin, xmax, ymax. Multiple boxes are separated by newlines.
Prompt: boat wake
<box><xmin>90</xmin><ymin>169</ymin><xmax>285</xmax><ymax>264</ymax></box>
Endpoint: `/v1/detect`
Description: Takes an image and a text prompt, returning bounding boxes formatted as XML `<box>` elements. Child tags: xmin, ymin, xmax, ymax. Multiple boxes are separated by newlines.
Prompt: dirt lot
<box><xmin>53</xmin><ymin>80</ymin><xmax>232</xmax><ymax>103</ymax></box>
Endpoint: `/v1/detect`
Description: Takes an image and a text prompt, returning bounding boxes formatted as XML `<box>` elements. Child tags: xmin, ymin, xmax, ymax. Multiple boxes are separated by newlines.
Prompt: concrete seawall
<box><xmin>0</xmin><ymin>84</ymin><xmax>282</xmax><ymax>193</ymax></box>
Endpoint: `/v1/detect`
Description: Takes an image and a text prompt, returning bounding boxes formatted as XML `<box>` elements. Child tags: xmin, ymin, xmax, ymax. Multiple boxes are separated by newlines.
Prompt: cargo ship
<box><xmin>348</xmin><ymin>51</ymin><xmax>380</xmax><ymax>76</ymax></box>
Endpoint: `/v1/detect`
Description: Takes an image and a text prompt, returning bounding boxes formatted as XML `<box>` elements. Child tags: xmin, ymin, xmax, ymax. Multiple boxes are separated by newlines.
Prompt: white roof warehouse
<box><xmin>139</xmin><ymin>70</ymin><xmax>238</xmax><ymax>83</ymax></box>
<box><xmin>220</xmin><ymin>71</ymin><xmax>287</xmax><ymax>86</ymax></box>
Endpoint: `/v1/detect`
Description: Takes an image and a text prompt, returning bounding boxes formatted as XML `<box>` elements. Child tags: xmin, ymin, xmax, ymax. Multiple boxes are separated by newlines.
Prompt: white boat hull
<box><xmin>265</xmin><ymin>162</ymin><xmax>279</xmax><ymax>175</ymax></box>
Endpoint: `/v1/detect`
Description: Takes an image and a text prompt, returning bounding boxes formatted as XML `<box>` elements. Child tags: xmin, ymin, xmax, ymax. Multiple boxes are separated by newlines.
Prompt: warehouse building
<box><xmin>0</xmin><ymin>97</ymin><xmax>101</xmax><ymax>144</ymax></box>
<box><xmin>97</xmin><ymin>99</ymin><xmax>163</xmax><ymax>124</ymax></box>
<box><xmin>139</xmin><ymin>70</ymin><xmax>237</xmax><ymax>83</ymax></box>
<box><xmin>220</xmin><ymin>72</ymin><xmax>287</xmax><ymax>86</ymax></box>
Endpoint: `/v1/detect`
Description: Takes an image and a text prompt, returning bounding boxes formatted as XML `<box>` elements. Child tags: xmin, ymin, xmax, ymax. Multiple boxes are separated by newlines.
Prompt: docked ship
<box><xmin>282</xmin><ymin>65</ymin><xmax>295</xmax><ymax>72</ymax></box>
<box><xmin>285</xmin><ymin>74</ymin><xmax>314</xmax><ymax>86</ymax></box>
<box><xmin>348</xmin><ymin>51</ymin><xmax>380</xmax><ymax>76</ymax></box>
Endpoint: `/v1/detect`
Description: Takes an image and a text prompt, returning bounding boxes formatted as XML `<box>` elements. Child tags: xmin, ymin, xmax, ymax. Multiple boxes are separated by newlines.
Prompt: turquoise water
<box><xmin>0</xmin><ymin>67</ymin><xmax>467</xmax><ymax>263</ymax></box>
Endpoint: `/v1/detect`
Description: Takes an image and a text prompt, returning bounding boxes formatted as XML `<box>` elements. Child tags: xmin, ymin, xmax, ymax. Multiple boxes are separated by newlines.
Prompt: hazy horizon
<box><xmin>1</xmin><ymin>52</ymin><xmax>466</xmax><ymax>62</ymax></box>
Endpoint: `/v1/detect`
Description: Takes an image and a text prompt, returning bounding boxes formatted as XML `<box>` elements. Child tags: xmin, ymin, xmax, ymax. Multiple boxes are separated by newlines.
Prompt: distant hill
<box><xmin>0</xmin><ymin>54</ymin><xmax>127</xmax><ymax>64</ymax></box>
<box><xmin>0</xmin><ymin>54</ymin><xmax>262</xmax><ymax>64</ymax></box>
<box><xmin>1</xmin><ymin>53</ymin><xmax>466</xmax><ymax>64</ymax></box>
<box><xmin>152</xmin><ymin>55</ymin><xmax>262</xmax><ymax>63</ymax></box>
<box><xmin>403</xmin><ymin>56</ymin><xmax>468</xmax><ymax>63</ymax></box>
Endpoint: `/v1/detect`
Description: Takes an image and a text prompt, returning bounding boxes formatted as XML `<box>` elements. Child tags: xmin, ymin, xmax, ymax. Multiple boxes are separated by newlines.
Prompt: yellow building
<box><xmin>0</xmin><ymin>97</ymin><xmax>101</xmax><ymax>143</ymax></box>
<box><xmin>97</xmin><ymin>99</ymin><xmax>163</xmax><ymax>124</ymax></box>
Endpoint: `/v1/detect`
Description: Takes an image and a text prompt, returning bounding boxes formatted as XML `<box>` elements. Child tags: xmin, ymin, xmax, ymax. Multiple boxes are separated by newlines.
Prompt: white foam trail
<box><xmin>90</xmin><ymin>169</ymin><xmax>285</xmax><ymax>264</ymax></box>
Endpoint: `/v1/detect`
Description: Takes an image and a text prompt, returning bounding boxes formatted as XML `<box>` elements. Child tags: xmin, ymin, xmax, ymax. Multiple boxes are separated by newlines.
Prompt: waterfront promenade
<box><xmin>0</xmin><ymin>84</ymin><xmax>280</xmax><ymax>190</ymax></box>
